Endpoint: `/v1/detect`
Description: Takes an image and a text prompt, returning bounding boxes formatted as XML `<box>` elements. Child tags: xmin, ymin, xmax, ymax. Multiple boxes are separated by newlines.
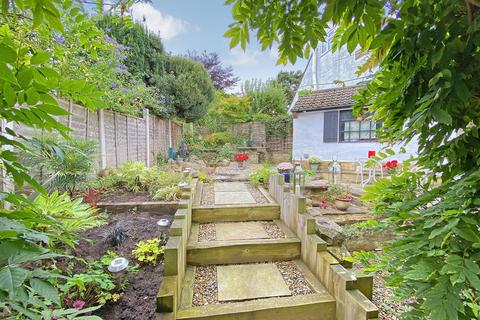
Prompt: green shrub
<box><xmin>25</xmin><ymin>136</ymin><xmax>97</xmax><ymax>195</ymax></box>
<box><xmin>132</xmin><ymin>238</ymin><xmax>164</xmax><ymax>265</ymax></box>
<box><xmin>249</xmin><ymin>164</ymin><xmax>276</xmax><ymax>187</ymax></box>
<box><xmin>198</xmin><ymin>171</ymin><xmax>212</xmax><ymax>184</ymax></box>
<box><xmin>203</xmin><ymin>131</ymin><xmax>231</xmax><ymax>146</ymax></box>
<box><xmin>152</xmin><ymin>186</ymin><xmax>181</xmax><ymax>201</ymax></box>
<box><xmin>94</xmin><ymin>161</ymin><xmax>185</xmax><ymax>200</ymax></box>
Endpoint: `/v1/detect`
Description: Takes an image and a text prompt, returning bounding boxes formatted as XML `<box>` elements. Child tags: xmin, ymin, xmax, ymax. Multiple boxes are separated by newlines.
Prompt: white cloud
<box><xmin>229</xmin><ymin>47</ymin><xmax>263</xmax><ymax>66</ymax></box>
<box><xmin>130</xmin><ymin>3</ymin><xmax>188</xmax><ymax>40</ymax></box>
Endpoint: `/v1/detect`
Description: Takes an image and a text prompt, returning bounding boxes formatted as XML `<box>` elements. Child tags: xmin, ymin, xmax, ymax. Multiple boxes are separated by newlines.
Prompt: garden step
<box><xmin>176</xmin><ymin>293</ymin><xmax>335</xmax><ymax>320</ymax></box>
<box><xmin>191</xmin><ymin>204</ymin><xmax>280</xmax><ymax>223</ymax></box>
<box><xmin>187</xmin><ymin>237</ymin><xmax>301</xmax><ymax>265</ymax></box>
<box><xmin>176</xmin><ymin>260</ymin><xmax>336</xmax><ymax>320</ymax></box>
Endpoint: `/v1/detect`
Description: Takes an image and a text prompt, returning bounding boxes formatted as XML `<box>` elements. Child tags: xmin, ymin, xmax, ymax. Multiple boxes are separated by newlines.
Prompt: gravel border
<box><xmin>191</xmin><ymin>262</ymin><xmax>315</xmax><ymax>307</ymax></box>
<box><xmin>246</xmin><ymin>184</ymin><xmax>269</xmax><ymax>204</ymax></box>
<box><xmin>198</xmin><ymin>223</ymin><xmax>216</xmax><ymax>242</ymax></box>
<box><xmin>261</xmin><ymin>221</ymin><xmax>286</xmax><ymax>239</ymax></box>
<box><xmin>200</xmin><ymin>184</ymin><xmax>215</xmax><ymax>206</ymax></box>
<box><xmin>198</xmin><ymin>221</ymin><xmax>286</xmax><ymax>242</ymax></box>
<box><xmin>275</xmin><ymin>261</ymin><xmax>315</xmax><ymax>296</ymax></box>
<box><xmin>192</xmin><ymin>265</ymin><xmax>218</xmax><ymax>306</ymax></box>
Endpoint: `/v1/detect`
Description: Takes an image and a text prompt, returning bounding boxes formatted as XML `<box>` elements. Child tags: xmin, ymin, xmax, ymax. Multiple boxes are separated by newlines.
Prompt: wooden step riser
<box><xmin>192</xmin><ymin>205</ymin><xmax>280</xmax><ymax>223</ymax></box>
<box><xmin>187</xmin><ymin>241</ymin><xmax>301</xmax><ymax>265</ymax></box>
<box><xmin>177</xmin><ymin>299</ymin><xmax>336</xmax><ymax>320</ymax></box>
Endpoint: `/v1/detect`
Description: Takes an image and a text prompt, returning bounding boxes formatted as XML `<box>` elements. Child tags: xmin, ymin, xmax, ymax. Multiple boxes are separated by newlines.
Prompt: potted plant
<box><xmin>277</xmin><ymin>162</ymin><xmax>293</xmax><ymax>183</ymax></box>
<box><xmin>233</xmin><ymin>153</ymin><xmax>249</xmax><ymax>169</ymax></box>
<box><xmin>308</xmin><ymin>155</ymin><xmax>321</xmax><ymax>172</ymax></box>
<box><xmin>329</xmin><ymin>185</ymin><xmax>353</xmax><ymax>211</ymax></box>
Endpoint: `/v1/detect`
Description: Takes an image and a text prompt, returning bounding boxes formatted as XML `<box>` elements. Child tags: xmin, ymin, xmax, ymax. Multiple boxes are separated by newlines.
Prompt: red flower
<box><xmin>234</xmin><ymin>153</ymin><xmax>249</xmax><ymax>161</ymax></box>
<box><xmin>383</xmin><ymin>160</ymin><xmax>399</xmax><ymax>171</ymax></box>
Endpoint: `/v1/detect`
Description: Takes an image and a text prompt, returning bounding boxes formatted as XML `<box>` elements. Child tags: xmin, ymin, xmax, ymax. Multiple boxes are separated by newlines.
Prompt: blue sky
<box><xmin>130</xmin><ymin>0</ymin><xmax>307</xmax><ymax>93</ymax></box>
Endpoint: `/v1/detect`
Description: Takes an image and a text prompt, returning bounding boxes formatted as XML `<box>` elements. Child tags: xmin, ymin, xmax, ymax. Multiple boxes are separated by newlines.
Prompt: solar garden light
<box><xmin>108</xmin><ymin>257</ymin><xmax>129</xmax><ymax>288</ymax></box>
<box><xmin>183</xmin><ymin>167</ymin><xmax>191</xmax><ymax>177</ymax></box>
<box><xmin>292</xmin><ymin>162</ymin><xmax>306</xmax><ymax>195</ymax></box>
<box><xmin>178</xmin><ymin>181</ymin><xmax>189</xmax><ymax>188</ymax></box>
<box><xmin>157</xmin><ymin>219</ymin><xmax>170</xmax><ymax>244</ymax></box>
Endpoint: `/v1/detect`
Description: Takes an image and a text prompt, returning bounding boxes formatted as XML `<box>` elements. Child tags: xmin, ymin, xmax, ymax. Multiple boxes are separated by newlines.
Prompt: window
<box><xmin>339</xmin><ymin>110</ymin><xmax>378</xmax><ymax>142</ymax></box>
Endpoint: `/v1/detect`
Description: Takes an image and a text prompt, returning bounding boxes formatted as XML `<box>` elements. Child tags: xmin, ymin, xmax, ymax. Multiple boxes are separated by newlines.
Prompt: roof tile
<box><xmin>292</xmin><ymin>84</ymin><xmax>364</xmax><ymax>112</ymax></box>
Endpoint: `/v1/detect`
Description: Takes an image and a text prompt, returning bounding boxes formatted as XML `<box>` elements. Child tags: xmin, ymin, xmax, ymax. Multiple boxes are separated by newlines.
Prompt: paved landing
<box><xmin>216</xmin><ymin>222</ymin><xmax>269</xmax><ymax>241</ymax></box>
<box><xmin>214</xmin><ymin>191</ymin><xmax>255</xmax><ymax>205</ymax></box>
<box><xmin>214</xmin><ymin>182</ymin><xmax>249</xmax><ymax>192</ymax></box>
<box><xmin>217</xmin><ymin>263</ymin><xmax>291</xmax><ymax>302</ymax></box>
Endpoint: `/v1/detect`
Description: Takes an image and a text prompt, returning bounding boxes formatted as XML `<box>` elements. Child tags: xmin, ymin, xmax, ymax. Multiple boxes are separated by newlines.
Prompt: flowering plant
<box><xmin>277</xmin><ymin>162</ymin><xmax>293</xmax><ymax>172</ymax></box>
<box><xmin>234</xmin><ymin>153</ymin><xmax>249</xmax><ymax>162</ymax></box>
<box><xmin>383</xmin><ymin>160</ymin><xmax>399</xmax><ymax>172</ymax></box>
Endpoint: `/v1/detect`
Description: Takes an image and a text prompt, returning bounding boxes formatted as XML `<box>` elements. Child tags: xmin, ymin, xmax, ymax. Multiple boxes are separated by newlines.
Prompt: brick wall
<box><xmin>229</xmin><ymin>121</ymin><xmax>266</xmax><ymax>147</ymax></box>
<box><xmin>12</xmin><ymin>99</ymin><xmax>183</xmax><ymax>170</ymax></box>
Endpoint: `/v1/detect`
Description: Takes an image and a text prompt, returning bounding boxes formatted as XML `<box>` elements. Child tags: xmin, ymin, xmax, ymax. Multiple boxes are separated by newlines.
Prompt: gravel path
<box><xmin>198</xmin><ymin>221</ymin><xmax>285</xmax><ymax>242</ymax></box>
<box><xmin>260</xmin><ymin>221</ymin><xmax>286</xmax><ymax>239</ymax></box>
<box><xmin>371</xmin><ymin>271</ymin><xmax>414</xmax><ymax>320</ymax></box>
<box><xmin>198</xmin><ymin>223</ymin><xmax>216</xmax><ymax>242</ymax></box>
<box><xmin>191</xmin><ymin>262</ymin><xmax>314</xmax><ymax>307</ymax></box>
<box><xmin>246</xmin><ymin>184</ymin><xmax>269</xmax><ymax>204</ymax></box>
<box><xmin>192</xmin><ymin>265</ymin><xmax>218</xmax><ymax>306</ymax></box>
<box><xmin>275</xmin><ymin>261</ymin><xmax>315</xmax><ymax>296</ymax></box>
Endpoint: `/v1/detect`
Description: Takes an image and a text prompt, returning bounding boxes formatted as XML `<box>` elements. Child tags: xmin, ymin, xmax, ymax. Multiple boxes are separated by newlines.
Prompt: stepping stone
<box><xmin>217</xmin><ymin>264</ymin><xmax>291</xmax><ymax>302</ymax></box>
<box><xmin>214</xmin><ymin>191</ymin><xmax>255</xmax><ymax>205</ymax></box>
<box><xmin>214</xmin><ymin>182</ymin><xmax>249</xmax><ymax>192</ymax></box>
<box><xmin>216</xmin><ymin>222</ymin><xmax>269</xmax><ymax>241</ymax></box>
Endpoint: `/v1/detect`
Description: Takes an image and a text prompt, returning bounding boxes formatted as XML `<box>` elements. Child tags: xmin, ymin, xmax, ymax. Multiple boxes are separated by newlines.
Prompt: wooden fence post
<box><xmin>98</xmin><ymin>109</ymin><xmax>107</xmax><ymax>169</ymax></box>
<box><xmin>144</xmin><ymin>109</ymin><xmax>150</xmax><ymax>166</ymax></box>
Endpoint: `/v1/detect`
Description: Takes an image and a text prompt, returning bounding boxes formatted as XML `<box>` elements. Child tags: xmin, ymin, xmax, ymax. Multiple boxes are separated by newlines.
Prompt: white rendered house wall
<box><xmin>292</xmin><ymin>110</ymin><xmax>419</xmax><ymax>161</ymax></box>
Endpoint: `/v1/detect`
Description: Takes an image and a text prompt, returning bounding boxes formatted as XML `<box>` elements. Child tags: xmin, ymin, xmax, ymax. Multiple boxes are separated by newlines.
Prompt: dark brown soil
<box><xmin>99</xmin><ymin>191</ymin><xmax>154</xmax><ymax>203</ymax></box>
<box><xmin>72</xmin><ymin>208</ymin><xmax>175</xmax><ymax>320</ymax></box>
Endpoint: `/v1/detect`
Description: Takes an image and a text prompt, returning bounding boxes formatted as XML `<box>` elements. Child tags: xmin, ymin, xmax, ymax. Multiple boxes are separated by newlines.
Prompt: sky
<box><xmin>129</xmin><ymin>0</ymin><xmax>307</xmax><ymax>93</ymax></box>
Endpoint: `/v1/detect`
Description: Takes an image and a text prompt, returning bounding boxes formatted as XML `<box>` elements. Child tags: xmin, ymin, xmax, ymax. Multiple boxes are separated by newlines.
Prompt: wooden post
<box><xmin>144</xmin><ymin>108</ymin><xmax>150</xmax><ymax>166</ymax></box>
<box><xmin>113</xmin><ymin>112</ymin><xmax>118</xmax><ymax>167</ymax></box>
<box><xmin>98</xmin><ymin>109</ymin><xmax>107</xmax><ymax>169</ymax></box>
<box><xmin>168</xmin><ymin>119</ymin><xmax>172</xmax><ymax>148</ymax></box>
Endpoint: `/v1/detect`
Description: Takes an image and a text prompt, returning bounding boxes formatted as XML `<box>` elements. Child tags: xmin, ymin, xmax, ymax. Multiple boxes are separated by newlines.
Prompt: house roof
<box><xmin>292</xmin><ymin>84</ymin><xmax>364</xmax><ymax>112</ymax></box>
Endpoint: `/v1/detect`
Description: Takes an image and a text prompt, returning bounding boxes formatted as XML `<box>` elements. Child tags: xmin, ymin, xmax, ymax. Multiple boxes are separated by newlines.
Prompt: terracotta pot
<box><xmin>334</xmin><ymin>198</ymin><xmax>352</xmax><ymax>211</ymax></box>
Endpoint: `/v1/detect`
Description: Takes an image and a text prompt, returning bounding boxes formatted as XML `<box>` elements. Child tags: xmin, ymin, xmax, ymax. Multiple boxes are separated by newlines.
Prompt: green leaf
<box><xmin>3</xmin><ymin>82</ymin><xmax>16</xmax><ymax>106</ymax></box>
<box><xmin>0</xmin><ymin>44</ymin><xmax>17</xmax><ymax>63</ymax></box>
<box><xmin>29</xmin><ymin>278</ymin><xmax>60</xmax><ymax>305</ymax></box>
<box><xmin>431</xmin><ymin>107</ymin><xmax>452</xmax><ymax>125</ymax></box>
<box><xmin>0</xmin><ymin>266</ymin><xmax>29</xmax><ymax>298</ymax></box>
<box><xmin>30</xmin><ymin>51</ymin><xmax>51</xmax><ymax>65</ymax></box>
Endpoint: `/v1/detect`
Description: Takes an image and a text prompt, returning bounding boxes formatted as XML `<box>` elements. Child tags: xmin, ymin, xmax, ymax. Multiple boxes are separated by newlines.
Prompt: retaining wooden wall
<box><xmin>268</xmin><ymin>174</ymin><xmax>379</xmax><ymax>320</ymax></box>
<box><xmin>158</xmin><ymin>182</ymin><xmax>196</xmax><ymax>318</ymax></box>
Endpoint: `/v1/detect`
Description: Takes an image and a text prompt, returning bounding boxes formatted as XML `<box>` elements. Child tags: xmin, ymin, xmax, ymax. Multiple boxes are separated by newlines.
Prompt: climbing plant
<box><xmin>225</xmin><ymin>1</ymin><xmax>480</xmax><ymax>319</ymax></box>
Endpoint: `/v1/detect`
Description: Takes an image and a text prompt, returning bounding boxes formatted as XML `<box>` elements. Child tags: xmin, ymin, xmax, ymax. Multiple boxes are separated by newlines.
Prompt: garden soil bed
<box><xmin>72</xmin><ymin>208</ymin><xmax>175</xmax><ymax>320</ymax></box>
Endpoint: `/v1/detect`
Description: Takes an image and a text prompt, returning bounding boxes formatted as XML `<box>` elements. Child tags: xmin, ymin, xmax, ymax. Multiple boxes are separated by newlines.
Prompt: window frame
<box><xmin>322</xmin><ymin>108</ymin><xmax>378</xmax><ymax>143</ymax></box>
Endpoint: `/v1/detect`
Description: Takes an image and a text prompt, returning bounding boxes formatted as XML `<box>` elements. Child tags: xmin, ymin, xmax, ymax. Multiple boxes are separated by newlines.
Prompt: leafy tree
<box><xmin>225</xmin><ymin>0</ymin><xmax>480</xmax><ymax>319</ymax></box>
<box><xmin>159</xmin><ymin>56</ymin><xmax>215</xmax><ymax>122</ymax></box>
<box><xmin>96</xmin><ymin>14</ymin><xmax>167</xmax><ymax>86</ymax></box>
<box><xmin>242</xmin><ymin>79</ymin><xmax>287</xmax><ymax>116</ymax></box>
<box><xmin>185</xmin><ymin>50</ymin><xmax>240</xmax><ymax>91</ymax></box>
<box><xmin>276</xmin><ymin>70</ymin><xmax>303</xmax><ymax>103</ymax></box>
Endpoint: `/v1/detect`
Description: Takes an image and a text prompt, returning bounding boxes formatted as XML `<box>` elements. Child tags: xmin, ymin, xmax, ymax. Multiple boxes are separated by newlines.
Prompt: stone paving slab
<box><xmin>216</xmin><ymin>222</ymin><xmax>269</xmax><ymax>241</ymax></box>
<box><xmin>214</xmin><ymin>182</ymin><xmax>249</xmax><ymax>192</ymax></box>
<box><xmin>217</xmin><ymin>264</ymin><xmax>291</xmax><ymax>302</ymax></box>
<box><xmin>214</xmin><ymin>191</ymin><xmax>255</xmax><ymax>205</ymax></box>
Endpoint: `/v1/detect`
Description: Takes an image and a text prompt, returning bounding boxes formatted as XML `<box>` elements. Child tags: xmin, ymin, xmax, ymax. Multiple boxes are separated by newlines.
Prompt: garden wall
<box><xmin>229</xmin><ymin>121</ymin><xmax>292</xmax><ymax>163</ymax></box>
<box><xmin>12</xmin><ymin>99</ymin><xmax>183</xmax><ymax>169</ymax></box>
